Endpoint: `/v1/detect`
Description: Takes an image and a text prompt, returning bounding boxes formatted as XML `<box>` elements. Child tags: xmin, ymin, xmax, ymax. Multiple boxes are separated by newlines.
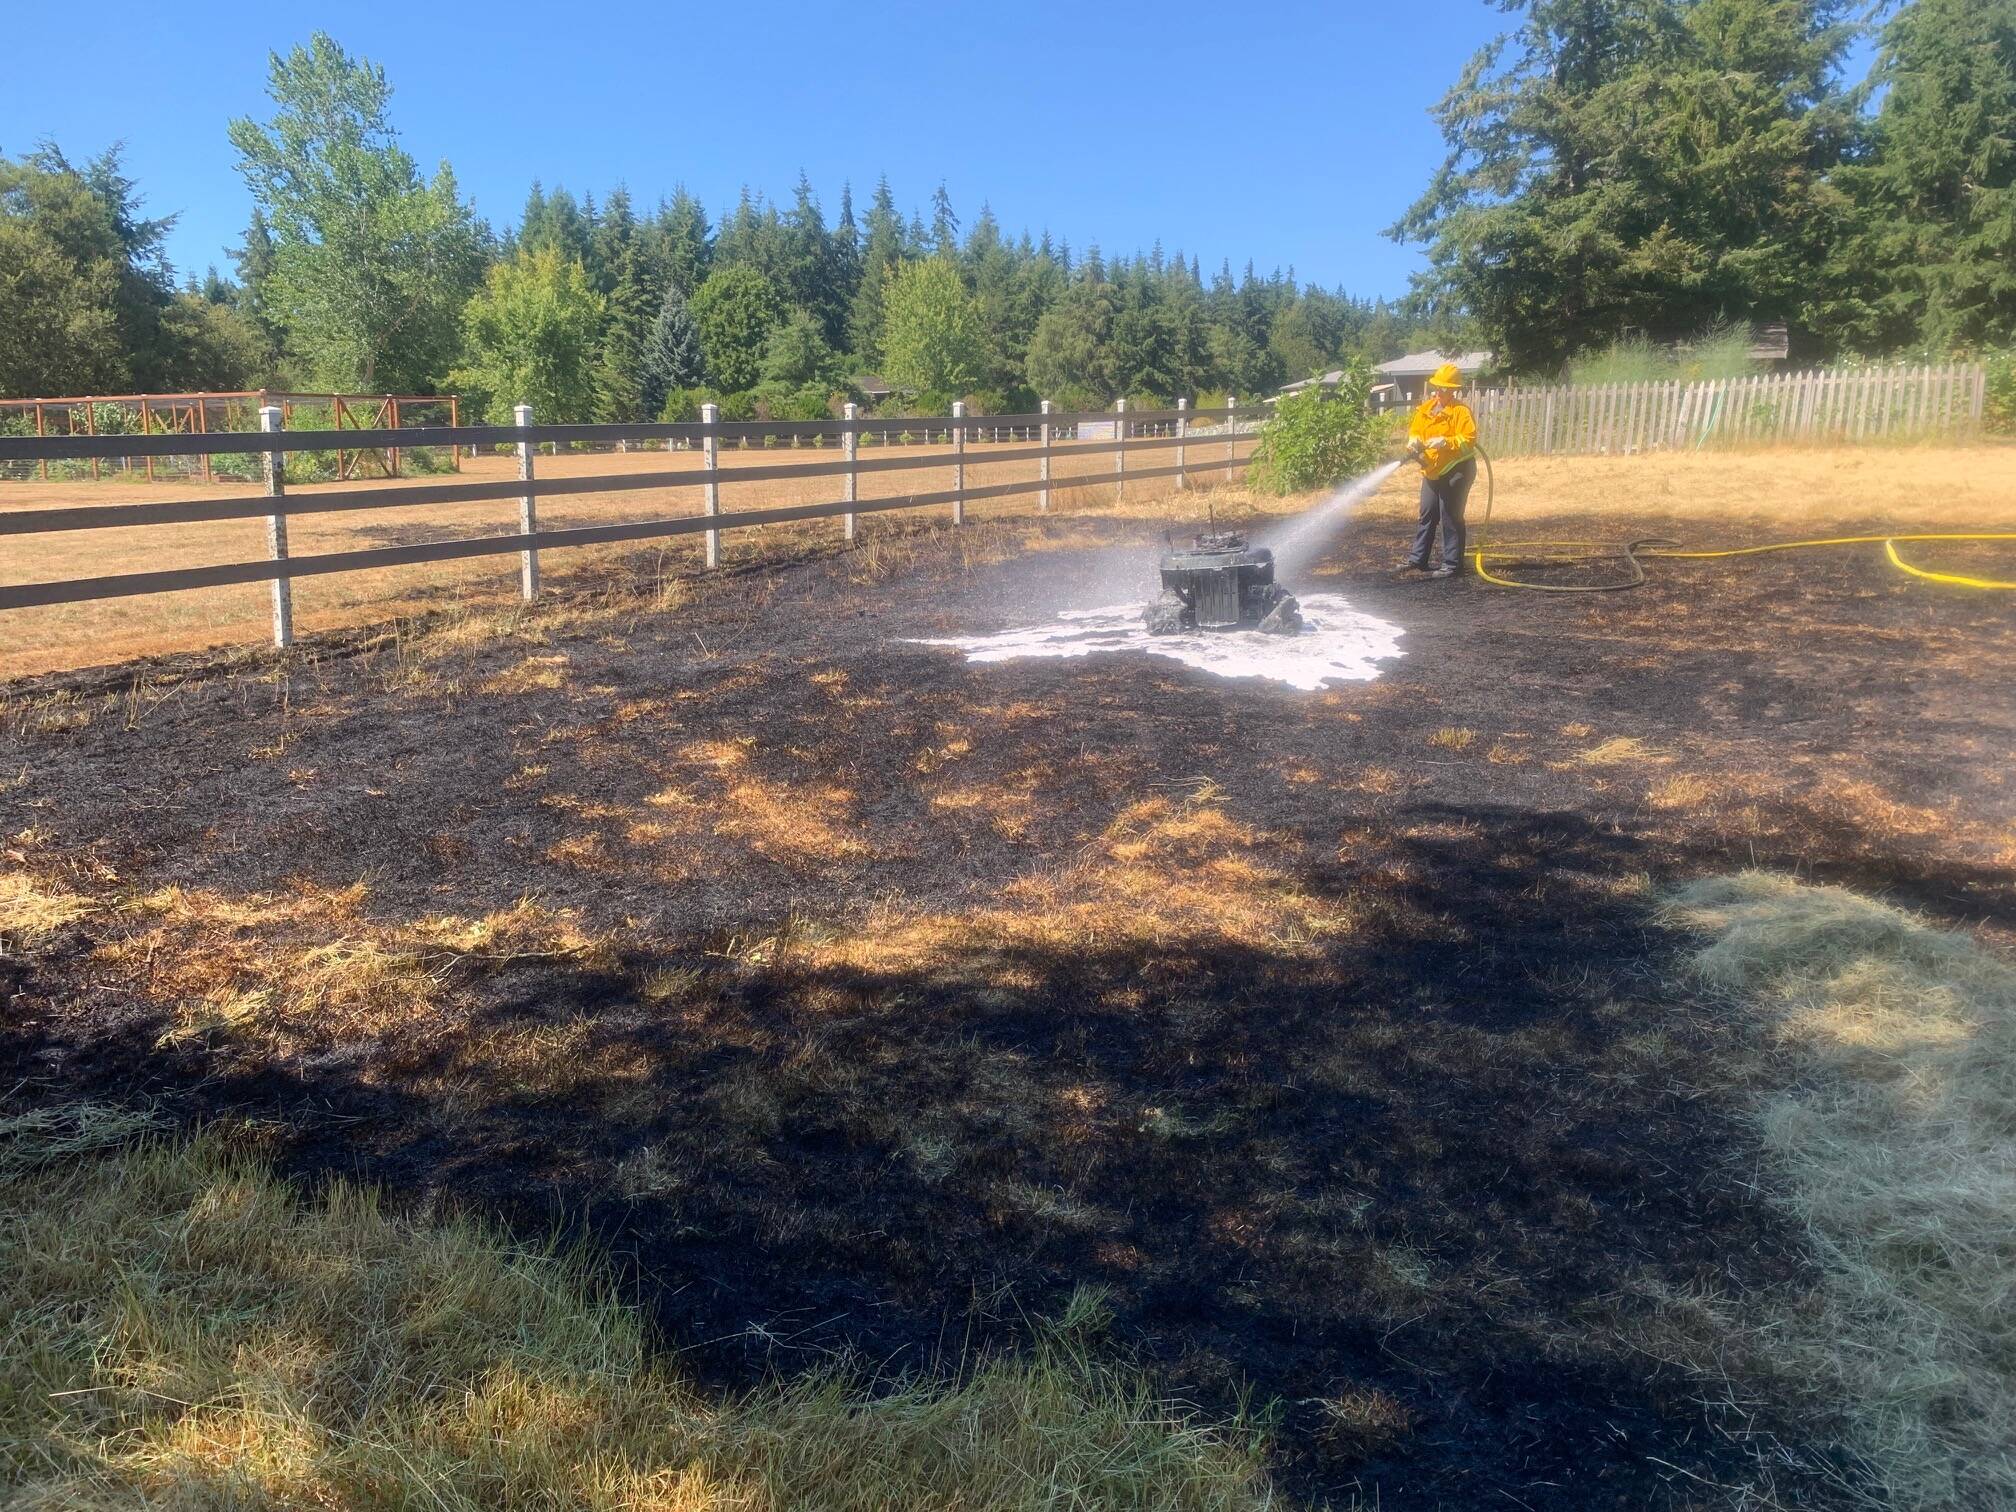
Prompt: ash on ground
<box><xmin>913</xmin><ymin>593</ymin><xmax>1404</xmax><ymax>692</ymax></box>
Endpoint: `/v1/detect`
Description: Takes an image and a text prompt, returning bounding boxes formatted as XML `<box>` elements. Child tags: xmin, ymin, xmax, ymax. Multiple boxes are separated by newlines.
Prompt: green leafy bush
<box><xmin>751</xmin><ymin>382</ymin><xmax>835</xmax><ymax>422</ymax></box>
<box><xmin>1983</xmin><ymin>349</ymin><xmax>2015</xmax><ymax>434</ymax></box>
<box><xmin>1250</xmin><ymin>362</ymin><xmax>1381</xmax><ymax>495</ymax></box>
<box><xmin>715</xmin><ymin>389</ymin><xmax>760</xmax><ymax>422</ymax></box>
<box><xmin>658</xmin><ymin>386</ymin><xmax>717</xmax><ymax>423</ymax></box>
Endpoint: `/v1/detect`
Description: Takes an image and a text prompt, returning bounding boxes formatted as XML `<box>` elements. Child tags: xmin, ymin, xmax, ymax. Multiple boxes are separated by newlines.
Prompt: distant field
<box><xmin>2</xmin><ymin>441</ymin><xmax>2009</xmax><ymax>681</ymax></box>
<box><xmin>0</xmin><ymin>438</ymin><xmax>1253</xmax><ymax>680</ymax></box>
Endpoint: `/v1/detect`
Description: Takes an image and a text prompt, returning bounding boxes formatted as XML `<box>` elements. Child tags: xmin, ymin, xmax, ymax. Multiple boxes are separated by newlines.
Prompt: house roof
<box><xmin>852</xmin><ymin>373</ymin><xmax>896</xmax><ymax>395</ymax></box>
<box><xmin>1277</xmin><ymin>369</ymin><xmax>1346</xmax><ymax>394</ymax></box>
<box><xmin>1374</xmin><ymin>349</ymin><xmax>1496</xmax><ymax>378</ymax></box>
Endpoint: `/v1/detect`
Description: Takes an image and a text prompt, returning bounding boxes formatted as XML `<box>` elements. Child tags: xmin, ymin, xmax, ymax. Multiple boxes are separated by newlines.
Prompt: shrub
<box><xmin>659</xmin><ymin>385</ymin><xmax>718</xmax><ymax>423</ymax></box>
<box><xmin>751</xmin><ymin>382</ymin><xmax>835</xmax><ymax>422</ymax></box>
<box><xmin>1983</xmin><ymin>348</ymin><xmax>2015</xmax><ymax>434</ymax></box>
<box><xmin>1249</xmin><ymin>361</ymin><xmax>1381</xmax><ymax>494</ymax></box>
<box><xmin>715</xmin><ymin>389</ymin><xmax>760</xmax><ymax>422</ymax></box>
<box><xmin>1568</xmin><ymin>321</ymin><xmax>1758</xmax><ymax>386</ymax></box>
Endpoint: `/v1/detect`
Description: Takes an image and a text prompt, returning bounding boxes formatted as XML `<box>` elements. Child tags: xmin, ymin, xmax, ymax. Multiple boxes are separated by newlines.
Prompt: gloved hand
<box><xmin>1405</xmin><ymin>438</ymin><xmax>1424</xmax><ymax>459</ymax></box>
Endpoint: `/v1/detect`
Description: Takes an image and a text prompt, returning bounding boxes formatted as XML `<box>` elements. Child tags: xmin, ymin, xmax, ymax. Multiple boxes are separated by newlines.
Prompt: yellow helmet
<box><xmin>1427</xmin><ymin>362</ymin><xmax>1463</xmax><ymax>391</ymax></box>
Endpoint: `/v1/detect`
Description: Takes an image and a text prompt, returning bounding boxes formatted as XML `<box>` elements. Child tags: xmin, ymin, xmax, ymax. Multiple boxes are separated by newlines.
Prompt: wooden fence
<box><xmin>0</xmin><ymin>396</ymin><xmax>1266</xmax><ymax>649</ymax></box>
<box><xmin>1472</xmin><ymin>362</ymin><xmax>1987</xmax><ymax>457</ymax></box>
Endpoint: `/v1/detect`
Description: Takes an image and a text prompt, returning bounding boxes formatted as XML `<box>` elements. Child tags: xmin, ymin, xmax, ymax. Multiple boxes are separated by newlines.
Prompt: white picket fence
<box><xmin>1472</xmin><ymin>362</ymin><xmax>1987</xmax><ymax>457</ymax></box>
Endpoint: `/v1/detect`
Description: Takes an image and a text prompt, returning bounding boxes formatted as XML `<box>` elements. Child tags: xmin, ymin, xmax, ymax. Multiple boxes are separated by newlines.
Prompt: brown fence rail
<box><xmin>0</xmin><ymin>397</ymin><xmax>1270</xmax><ymax>649</ymax></box>
<box><xmin>0</xmin><ymin>390</ymin><xmax>462</xmax><ymax>485</ymax></box>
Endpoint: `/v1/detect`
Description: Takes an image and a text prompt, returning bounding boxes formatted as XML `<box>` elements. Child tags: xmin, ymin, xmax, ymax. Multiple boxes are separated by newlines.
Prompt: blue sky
<box><xmin>6</xmin><ymin>1</ymin><xmax>1878</xmax><ymax>302</ymax></box>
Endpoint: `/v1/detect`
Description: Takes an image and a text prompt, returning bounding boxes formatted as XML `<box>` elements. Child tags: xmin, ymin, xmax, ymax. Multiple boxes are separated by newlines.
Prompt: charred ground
<box><xmin>5</xmin><ymin>481</ymin><xmax>2013</xmax><ymax>1508</ymax></box>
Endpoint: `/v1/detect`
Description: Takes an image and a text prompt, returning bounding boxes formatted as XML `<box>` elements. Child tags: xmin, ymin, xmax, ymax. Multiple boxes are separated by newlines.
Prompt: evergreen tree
<box><xmin>1026</xmin><ymin>280</ymin><xmax>1120</xmax><ymax>405</ymax></box>
<box><xmin>594</xmin><ymin>232</ymin><xmax>650</xmax><ymax>421</ymax></box>
<box><xmin>521</xmin><ymin>183</ymin><xmax>593</xmax><ymax>268</ymax></box>
<box><xmin>639</xmin><ymin>282</ymin><xmax>704</xmax><ymax>415</ymax></box>
<box><xmin>589</xmin><ymin>184</ymin><xmax>636</xmax><ymax>298</ymax></box>
<box><xmin>228</xmin><ymin>207</ymin><xmax>283</xmax><ymax>362</ymax></box>
<box><xmin>760</xmin><ymin>308</ymin><xmax>837</xmax><ymax>386</ymax></box>
<box><xmin>655</xmin><ymin>187</ymin><xmax>712</xmax><ymax>297</ymax></box>
<box><xmin>929</xmin><ymin>182</ymin><xmax>959</xmax><ymax>256</ymax></box>
<box><xmin>714</xmin><ymin>188</ymin><xmax>790</xmax><ymax>286</ymax></box>
<box><xmin>1827</xmin><ymin>0</ymin><xmax>2016</xmax><ymax>350</ymax></box>
<box><xmin>782</xmin><ymin>171</ymin><xmax>846</xmax><ymax>344</ymax></box>
<box><xmin>830</xmin><ymin>182</ymin><xmax>862</xmax><ymax>339</ymax></box>
<box><xmin>1392</xmin><ymin>0</ymin><xmax>1854</xmax><ymax>371</ymax></box>
<box><xmin>848</xmin><ymin>176</ymin><xmax>905</xmax><ymax>365</ymax></box>
<box><xmin>1</xmin><ymin>148</ymin><xmax>144</xmax><ymax>395</ymax></box>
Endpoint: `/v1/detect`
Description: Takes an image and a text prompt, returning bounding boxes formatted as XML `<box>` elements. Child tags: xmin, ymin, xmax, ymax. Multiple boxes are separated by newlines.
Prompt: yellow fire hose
<box><xmin>1443</xmin><ymin>446</ymin><xmax>2016</xmax><ymax>592</ymax></box>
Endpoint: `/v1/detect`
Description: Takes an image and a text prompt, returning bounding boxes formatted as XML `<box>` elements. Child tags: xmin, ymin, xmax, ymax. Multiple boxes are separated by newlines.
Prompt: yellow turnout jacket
<box><xmin>1408</xmin><ymin>397</ymin><xmax>1478</xmax><ymax>480</ymax></box>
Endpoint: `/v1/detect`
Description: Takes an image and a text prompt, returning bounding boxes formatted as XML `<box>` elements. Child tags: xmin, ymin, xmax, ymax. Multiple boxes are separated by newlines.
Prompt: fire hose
<box><xmin>1411</xmin><ymin>443</ymin><xmax>2016</xmax><ymax>593</ymax></box>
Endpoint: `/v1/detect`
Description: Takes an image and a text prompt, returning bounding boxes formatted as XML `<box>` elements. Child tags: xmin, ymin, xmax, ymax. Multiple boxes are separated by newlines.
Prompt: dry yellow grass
<box><xmin>793</xmin><ymin>781</ymin><xmax>1366</xmax><ymax>983</ymax></box>
<box><xmin>1358</xmin><ymin>442</ymin><xmax>2016</xmax><ymax>535</ymax></box>
<box><xmin>1664</xmin><ymin>872</ymin><xmax>2016</xmax><ymax>1510</ymax></box>
<box><xmin>86</xmin><ymin>884</ymin><xmax>620</xmax><ymax>1088</ymax></box>
<box><xmin>0</xmin><ymin>1105</ymin><xmax>1274</xmax><ymax>1510</ymax></box>
<box><xmin>0</xmin><ymin>871</ymin><xmax>95</xmax><ymax>949</ymax></box>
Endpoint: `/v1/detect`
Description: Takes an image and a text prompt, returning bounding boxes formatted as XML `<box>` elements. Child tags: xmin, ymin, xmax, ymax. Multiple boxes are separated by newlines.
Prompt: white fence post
<box><xmin>951</xmin><ymin>400</ymin><xmax>966</xmax><ymax>525</ymax></box>
<box><xmin>701</xmin><ymin>401</ymin><xmax>721</xmax><ymax>568</ymax></box>
<box><xmin>1039</xmin><ymin>399</ymin><xmax>1053</xmax><ymax>513</ymax></box>
<box><xmin>842</xmin><ymin>401</ymin><xmax>859</xmax><ymax>542</ymax></box>
<box><xmin>1114</xmin><ymin>396</ymin><xmax>1127</xmax><ymax>501</ymax></box>
<box><xmin>514</xmin><ymin>403</ymin><xmax>539</xmax><ymax>601</ymax></box>
<box><xmin>1226</xmin><ymin>394</ymin><xmax>1237</xmax><ymax>473</ymax></box>
<box><xmin>1176</xmin><ymin>396</ymin><xmax>1188</xmax><ymax>490</ymax></box>
<box><xmin>259</xmin><ymin>405</ymin><xmax>292</xmax><ymax>648</ymax></box>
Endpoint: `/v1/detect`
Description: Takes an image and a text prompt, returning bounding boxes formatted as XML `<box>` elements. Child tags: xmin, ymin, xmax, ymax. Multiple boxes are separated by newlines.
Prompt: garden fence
<box><xmin>0</xmin><ymin>390</ymin><xmax>462</xmax><ymax>484</ymax></box>
<box><xmin>0</xmin><ymin>396</ymin><xmax>1267</xmax><ymax>649</ymax></box>
<box><xmin>1472</xmin><ymin>362</ymin><xmax>1986</xmax><ymax>457</ymax></box>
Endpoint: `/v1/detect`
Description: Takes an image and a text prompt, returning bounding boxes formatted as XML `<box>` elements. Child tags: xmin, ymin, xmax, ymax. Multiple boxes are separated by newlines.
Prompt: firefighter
<box><xmin>1403</xmin><ymin>363</ymin><xmax>1479</xmax><ymax>578</ymax></box>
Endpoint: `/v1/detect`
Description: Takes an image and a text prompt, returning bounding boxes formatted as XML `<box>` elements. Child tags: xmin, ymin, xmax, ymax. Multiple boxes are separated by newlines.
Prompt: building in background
<box><xmin>1371</xmin><ymin>350</ymin><xmax>1497</xmax><ymax>409</ymax></box>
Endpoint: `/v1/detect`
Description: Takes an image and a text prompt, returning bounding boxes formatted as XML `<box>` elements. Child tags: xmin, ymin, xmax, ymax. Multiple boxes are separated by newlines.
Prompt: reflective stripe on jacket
<box><xmin>1408</xmin><ymin>398</ymin><xmax>1478</xmax><ymax>481</ymax></box>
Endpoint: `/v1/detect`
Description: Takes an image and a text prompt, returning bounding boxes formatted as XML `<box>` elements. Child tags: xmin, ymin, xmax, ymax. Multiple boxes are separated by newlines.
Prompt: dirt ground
<box><xmin>4</xmin><ymin>447</ymin><xmax>2014</xmax><ymax>1507</ymax></box>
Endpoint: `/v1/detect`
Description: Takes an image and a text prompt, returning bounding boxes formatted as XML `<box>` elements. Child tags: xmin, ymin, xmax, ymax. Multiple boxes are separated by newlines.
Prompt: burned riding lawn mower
<box><xmin>1144</xmin><ymin>532</ymin><xmax>1303</xmax><ymax>636</ymax></box>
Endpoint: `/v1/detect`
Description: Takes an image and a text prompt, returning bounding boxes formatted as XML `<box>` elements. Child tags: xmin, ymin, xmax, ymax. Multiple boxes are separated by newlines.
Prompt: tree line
<box><xmin>0</xmin><ymin>34</ymin><xmax>1436</xmax><ymax>422</ymax></box>
<box><xmin>4</xmin><ymin>4</ymin><xmax>2012</xmax><ymax>421</ymax></box>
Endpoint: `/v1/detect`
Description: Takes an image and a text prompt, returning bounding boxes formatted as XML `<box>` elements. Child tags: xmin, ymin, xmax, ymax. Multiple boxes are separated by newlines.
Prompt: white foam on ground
<box><xmin>913</xmin><ymin>593</ymin><xmax>1404</xmax><ymax>692</ymax></box>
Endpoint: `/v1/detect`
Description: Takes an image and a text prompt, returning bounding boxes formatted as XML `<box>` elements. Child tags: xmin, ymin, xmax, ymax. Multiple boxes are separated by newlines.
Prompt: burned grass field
<box><xmin>4</xmin><ymin>453</ymin><xmax>2015</xmax><ymax>1507</ymax></box>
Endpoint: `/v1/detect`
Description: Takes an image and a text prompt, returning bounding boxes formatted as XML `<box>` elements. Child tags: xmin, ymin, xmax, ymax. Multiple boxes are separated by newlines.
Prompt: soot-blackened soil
<box><xmin>5</xmin><ymin>499</ymin><xmax>2013</xmax><ymax>1509</ymax></box>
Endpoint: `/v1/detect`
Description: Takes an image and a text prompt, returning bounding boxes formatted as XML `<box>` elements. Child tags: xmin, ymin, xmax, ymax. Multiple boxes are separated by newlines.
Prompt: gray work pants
<box><xmin>1411</xmin><ymin>459</ymin><xmax>1477</xmax><ymax>571</ymax></box>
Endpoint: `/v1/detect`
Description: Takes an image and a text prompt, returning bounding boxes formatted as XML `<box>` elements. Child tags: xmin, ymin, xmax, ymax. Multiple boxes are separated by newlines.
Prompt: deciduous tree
<box><xmin>449</xmin><ymin>247</ymin><xmax>604</xmax><ymax>422</ymax></box>
<box><xmin>690</xmin><ymin>263</ymin><xmax>784</xmax><ymax>392</ymax></box>
<box><xmin>229</xmin><ymin>32</ymin><xmax>483</xmax><ymax>391</ymax></box>
<box><xmin>880</xmin><ymin>257</ymin><xmax>988</xmax><ymax>397</ymax></box>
